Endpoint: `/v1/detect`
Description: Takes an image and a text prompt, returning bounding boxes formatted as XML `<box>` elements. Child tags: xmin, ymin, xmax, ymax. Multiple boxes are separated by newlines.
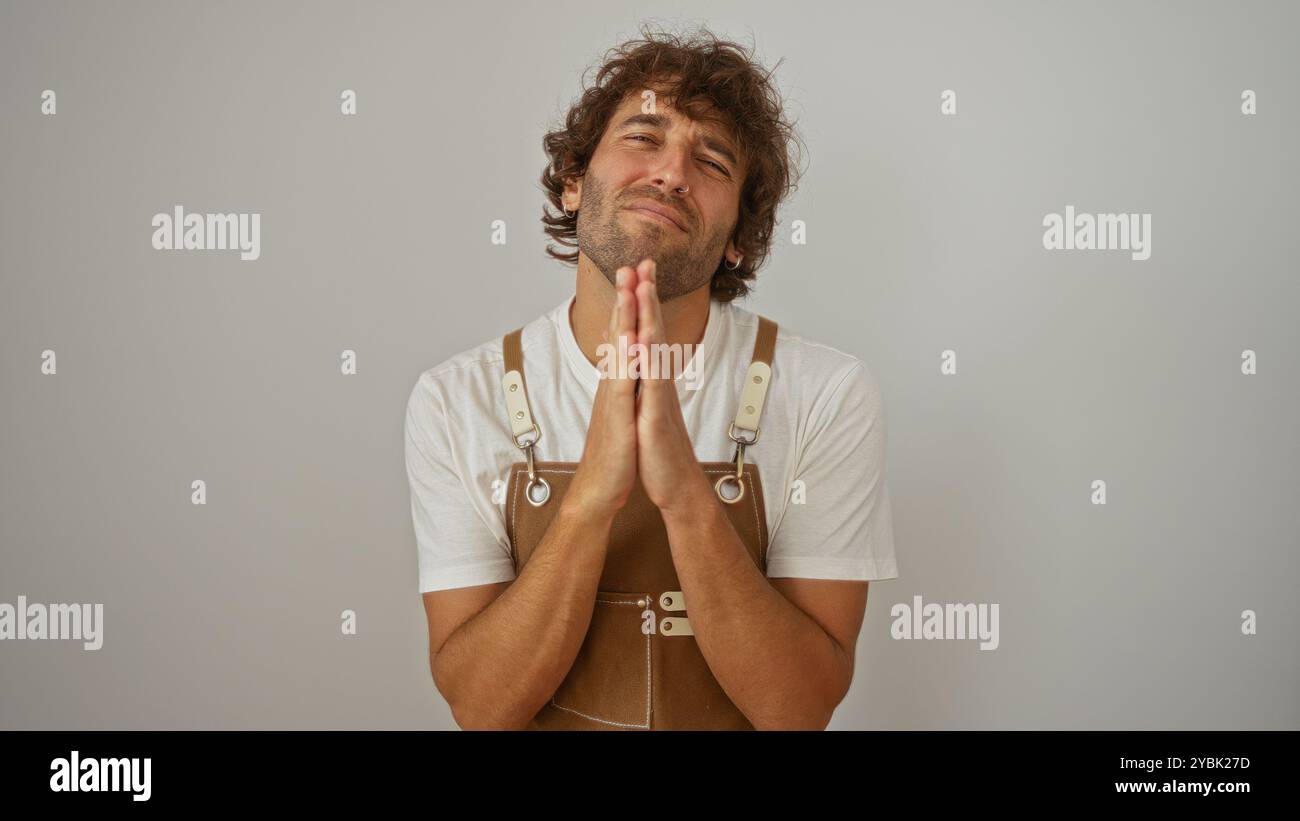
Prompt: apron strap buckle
<box><xmin>520</xmin><ymin>440</ymin><xmax>551</xmax><ymax>507</ymax></box>
<box><xmin>727</xmin><ymin>420</ymin><xmax>759</xmax><ymax>447</ymax></box>
<box><xmin>512</xmin><ymin>423</ymin><xmax>541</xmax><ymax>451</ymax></box>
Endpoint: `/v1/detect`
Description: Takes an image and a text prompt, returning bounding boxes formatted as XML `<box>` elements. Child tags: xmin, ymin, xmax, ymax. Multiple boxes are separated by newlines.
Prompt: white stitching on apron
<box><xmin>509</xmin><ymin>465</ymin><xmax>578</xmax><ymax>565</ymax></box>
<box><xmin>701</xmin><ymin>468</ymin><xmax>765</xmax><ymax>564</ymax></box>
<box><xmin>547</xmin><ymin>599</ymin><xmax>652</xmax><ymax>730</ymax></box>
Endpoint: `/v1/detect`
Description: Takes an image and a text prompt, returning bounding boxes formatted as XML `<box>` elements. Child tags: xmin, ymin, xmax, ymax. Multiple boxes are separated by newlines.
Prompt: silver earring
<box><xmin>562</xmin><ymin>200</ymin><xmax>576</xmax><ymax>218</ymax></box>
<box><xmin>725</xmin><ymin>255</ymin><xmax>742</xmax><ymax>270</ymax></box>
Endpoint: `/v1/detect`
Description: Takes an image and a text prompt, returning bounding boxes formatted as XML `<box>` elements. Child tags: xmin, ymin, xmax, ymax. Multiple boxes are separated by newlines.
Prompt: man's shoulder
<box><xmin>407</xmin><ymin>303</ymin><xmax>561</xmax><ymax>416</ymax></box>
<box><xmin>725</xmin><ymin>300</ymin><xmax>873</xmax><ymax>385</ymax></box>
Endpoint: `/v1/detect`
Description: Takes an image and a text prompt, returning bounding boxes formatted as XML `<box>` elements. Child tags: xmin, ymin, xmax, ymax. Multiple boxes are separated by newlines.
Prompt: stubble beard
<box><xmin>574</xmin><ymin>172</ymin><xmax>730</xmax><ymax>302</ymax></box>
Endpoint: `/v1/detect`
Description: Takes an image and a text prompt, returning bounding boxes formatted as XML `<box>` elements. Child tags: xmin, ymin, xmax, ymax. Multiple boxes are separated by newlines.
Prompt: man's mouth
<box><xmin>624</xmin><ymin>199</ymin><xmax>688</xmax><ymax>232</ymax></box>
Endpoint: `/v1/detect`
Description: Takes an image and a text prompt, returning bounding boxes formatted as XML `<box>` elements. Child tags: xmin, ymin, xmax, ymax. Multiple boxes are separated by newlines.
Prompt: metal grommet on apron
<box><xmin>499</xmin><ymin>314</ymin><xmax>779</xmax><ymax>730</ymax></box>
<box><xmin>524</xmin><ymin>475</ymin><xmax>550</xmax><ymax>507</ymax></box>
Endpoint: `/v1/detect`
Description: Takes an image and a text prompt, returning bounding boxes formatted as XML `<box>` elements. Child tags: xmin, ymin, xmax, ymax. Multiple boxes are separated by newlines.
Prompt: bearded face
<box><xmin>570</xmin><ymin>94</ymin><xmax>743</xmax><ymax>302</ymax></box>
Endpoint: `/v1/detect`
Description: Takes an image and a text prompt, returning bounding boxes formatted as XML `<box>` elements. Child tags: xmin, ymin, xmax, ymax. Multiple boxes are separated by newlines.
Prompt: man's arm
<box><xmin>660</xmin><ymin>487</ymin><xmax>868</xmax><ymax>730</ymax></box>
<box><xmin>422</xmin><ymin>493</ymin><xmax>615</xmax><ymax>730</ymax></box>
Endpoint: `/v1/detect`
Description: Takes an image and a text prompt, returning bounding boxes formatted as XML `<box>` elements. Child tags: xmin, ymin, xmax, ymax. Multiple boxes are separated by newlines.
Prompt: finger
<box><xmin>634</xmin><ymin>259</ymin><xmax>660</xmax><ymax>371</ymax></box>
<box><xmin>635</xmin><ymin>259</ymin><xmax>660</xmax><ymax>346</ymax></box>
<box><xmin>634</xmin><ymin>257</ymin><xmax>656</xmax><ymax>304</ymax></box>
<box><xmin>635</xmin><ymin>262</ymin><xmax>669</xmax><ymax>388</ymax></box>
<box><xmin>604</xmin><ymin>268</ymin><xmax>633</xmax><ymax>363</ymax></box>
<box><xmin>617</xmin><ymin>267</ymin><xmax>639</xmax><ymax>355</ymax></box>
<box><xmin>604</xmin><ymin>283</ymin><xmax>619</xmax><ymax>354</ymax></box>
<box><xmin>606</xmin><ymin>267</ymin><xmax>632</xmax><ymax>344</ymax></box>
<box><xmin>597</xmin><ymin>281</ymin><xmax>618</xmax><ymax>389</ymax></box>
<box><xmin>612</xmin><ymin>268</ymin><xmax>639</xmax><ymax>394</ymax></box>
<box><xmin>635</xmin><ymin>284</ymin><xmax>654</xmax><ymax>381</ymax></box>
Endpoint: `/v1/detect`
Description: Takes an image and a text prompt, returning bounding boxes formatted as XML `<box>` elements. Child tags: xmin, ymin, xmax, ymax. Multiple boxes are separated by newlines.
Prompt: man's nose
<box><xmin>647</xmin><ymin>142</ymin><xmax>693</xmax><ymax>194</ymax></box>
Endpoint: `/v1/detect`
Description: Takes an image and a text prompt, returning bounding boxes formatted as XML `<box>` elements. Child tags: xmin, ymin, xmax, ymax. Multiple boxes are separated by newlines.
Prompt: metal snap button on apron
<box><xmin>660</xmin><ymin>617</ymin><xmax>694</xmax><ymax>636</ymax></box>
<box><xmin>658</xmin><ymin>591</ymin><xmax>686</xmax><ymax>611</ymax></box>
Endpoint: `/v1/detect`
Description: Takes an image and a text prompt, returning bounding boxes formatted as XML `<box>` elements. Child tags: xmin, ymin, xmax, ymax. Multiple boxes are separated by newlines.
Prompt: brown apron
<box><xmin>499</xmin><ymin>314</ymin><xmax>779</xmax><ymax>730</ymax></box>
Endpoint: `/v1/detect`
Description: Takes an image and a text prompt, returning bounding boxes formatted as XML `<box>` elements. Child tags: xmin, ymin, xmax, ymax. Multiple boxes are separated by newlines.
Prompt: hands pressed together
<box><xmin>568</xmin><ymin>258</ymin><xmax>711</xmax><ymax>520</ymax></box>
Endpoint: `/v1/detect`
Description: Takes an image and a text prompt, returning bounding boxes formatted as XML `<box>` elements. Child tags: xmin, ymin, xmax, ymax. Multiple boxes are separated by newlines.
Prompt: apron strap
<box><xmin>729</xmin><ymin>316</ymin><xmax>777</xmax><ymax>443</ymax></box>
<box><xmin>501</xmin><ymin>311</ymin><xmax>777</xmax><ymax>479</ymax></box>
<box><xmin>716</xmin><ymin>315</ymin><xmax>777</xmax><ymax>504</ymax></box>
<box><xmin>501</xmin><ymin>328</ymin><xmax>541</xmax><ymax>450</ymax></box>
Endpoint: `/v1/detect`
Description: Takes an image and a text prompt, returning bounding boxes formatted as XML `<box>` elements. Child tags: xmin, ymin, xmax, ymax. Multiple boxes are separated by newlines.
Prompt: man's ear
<box><xmin>563</xmin><ymin>176</ymin><xmax>583</xmax><ymax>210</ymax></box>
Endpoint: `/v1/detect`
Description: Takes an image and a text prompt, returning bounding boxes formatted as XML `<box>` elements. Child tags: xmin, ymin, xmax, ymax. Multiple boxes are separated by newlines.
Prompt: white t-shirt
<box><xmin>405</xmin><ymin>295</ymin><xmax>898</xmax><ymax>593</ymax></box>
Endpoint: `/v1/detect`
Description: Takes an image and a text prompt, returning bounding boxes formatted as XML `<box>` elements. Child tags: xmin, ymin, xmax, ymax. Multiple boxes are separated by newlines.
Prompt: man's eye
<box><xmin>626</xmin><ymin>134</ymin><xmax>729</xmax><ymax>176</ymax></box>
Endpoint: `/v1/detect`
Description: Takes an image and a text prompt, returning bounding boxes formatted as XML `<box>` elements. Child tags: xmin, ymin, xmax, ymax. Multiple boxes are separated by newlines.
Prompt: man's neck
<box><xmin>569</xmin><ymin>254</ymin><xmax>711</xmax><ymax>377</ymax></box>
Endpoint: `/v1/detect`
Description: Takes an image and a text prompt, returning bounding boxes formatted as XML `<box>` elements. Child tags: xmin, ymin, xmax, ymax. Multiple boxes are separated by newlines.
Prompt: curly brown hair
<box><xmin>540</xmin><ymin>24</ymin><xmax>805</xmax><ymax>302</ymax></box>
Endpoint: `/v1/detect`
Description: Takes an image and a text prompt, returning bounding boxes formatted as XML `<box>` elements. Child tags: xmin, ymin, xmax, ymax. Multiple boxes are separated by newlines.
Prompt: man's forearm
<box><xmin>660</xmin><ymin>480</ymin><xmax>853</xmax><ymax>729</ymax></box>
<box><xmin>433</xmin><ymin>496</ymin><xmax>614</xmax><ymax>729</ymax></box>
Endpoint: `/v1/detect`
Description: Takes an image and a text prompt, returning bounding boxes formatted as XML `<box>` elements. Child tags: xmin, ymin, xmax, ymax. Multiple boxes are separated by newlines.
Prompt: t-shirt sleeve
<box><xmin>405</xmin><ymin>374</ymin><xmax>516</xmax><ymax>593</ymax></box>
<box><xmin>766</xmin><ymin>361</ymin><xmax>899</xmax><ymax>581</ymax></box>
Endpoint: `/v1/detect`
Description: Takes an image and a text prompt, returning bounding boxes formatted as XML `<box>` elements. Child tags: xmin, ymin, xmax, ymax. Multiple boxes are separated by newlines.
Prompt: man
<box><xmin>405</xmin><ymin>28</ymin><xmax>897</xmax><ymax>730</ymax></box>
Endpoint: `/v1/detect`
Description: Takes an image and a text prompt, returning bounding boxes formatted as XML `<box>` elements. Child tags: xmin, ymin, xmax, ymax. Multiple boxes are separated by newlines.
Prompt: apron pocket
<box><xmin>548</xmin><ymin>592</ymin><xmax>651</xmax><ymax>729</ymax></box>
